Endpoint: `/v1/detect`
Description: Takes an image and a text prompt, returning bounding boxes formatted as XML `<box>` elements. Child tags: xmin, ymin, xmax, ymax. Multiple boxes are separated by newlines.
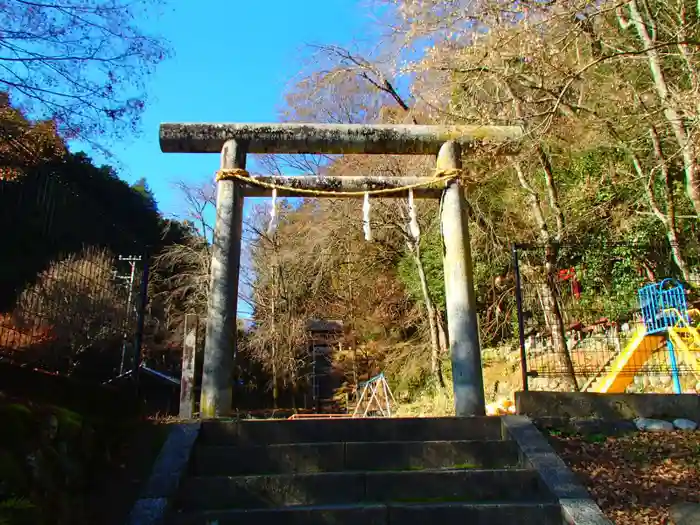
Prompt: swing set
<box><xmin>288</xmin><ymin>372</ymin><xmax>397</xmax><ymax>419</ymax></box>
<box><xmin>352</xmin><ymin>373</ymin><xmax>396</xmax><ymax>417</ymax></box>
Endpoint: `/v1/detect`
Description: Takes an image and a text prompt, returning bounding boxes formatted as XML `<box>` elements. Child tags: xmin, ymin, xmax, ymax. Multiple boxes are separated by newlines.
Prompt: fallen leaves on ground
<box><xmin>548</xmin><ymin>430</ymin><xmax>700</xmax><ymax>525</ymax></box>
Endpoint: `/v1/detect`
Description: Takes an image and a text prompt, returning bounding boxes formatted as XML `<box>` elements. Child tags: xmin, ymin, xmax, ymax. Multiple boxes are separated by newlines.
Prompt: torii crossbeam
<box><xmin>159</xmin><ymin>122</ymin><xmax>523</xmax><ymax>418</ymax></box>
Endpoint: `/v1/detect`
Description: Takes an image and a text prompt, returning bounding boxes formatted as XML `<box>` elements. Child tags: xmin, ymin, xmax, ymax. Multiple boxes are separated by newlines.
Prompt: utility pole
<box><xmin>117</xmin><ymin>255</ymin><xmax>142</xmax><ymax>376</ymax></box>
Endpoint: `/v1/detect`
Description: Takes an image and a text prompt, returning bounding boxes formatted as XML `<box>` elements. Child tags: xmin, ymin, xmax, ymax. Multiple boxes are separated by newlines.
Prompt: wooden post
<box><xmin>439</xmin><ymin>141</ymin><xmax>486</xmax><ymax>416</ymax></box>
<box><xmin>179</xmin><ymin>314</ymin><xmax>198</xmax><ymax>419</ymax></box>
<box><xmin>200</xmin><ymin>139</ymin><xmax>246</xmax><ymax>418</ymax></box>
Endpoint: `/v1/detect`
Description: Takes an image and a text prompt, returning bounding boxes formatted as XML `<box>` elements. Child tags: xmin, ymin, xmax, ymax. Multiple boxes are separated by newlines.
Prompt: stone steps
<box><xmin>166</xmin><ymin>417</ymin><xmax>559</xmax><ymax>525</ymax></box>
<box><xmin>198</xmin><ymin>416</ymin><xmax>503</xmax><ymax>444</ymax></box>
<box><xmin>192</xmin><ymin>439</ymin><xmax>522</xmax><ymax>475</ymax></box>
<box><xmin>179</xmin><ymin>468</ymin><xmax>548</xmax><ymax>510</ymax></box>
<box><xmin>169</xmin><ymin>502</ymin><xmax>563</xmax><ymax>525</ymax></box>
<box><xmin>585</xmin><ymin>365</ymin><xmax>612</xmax><ymax>392</ymax></box>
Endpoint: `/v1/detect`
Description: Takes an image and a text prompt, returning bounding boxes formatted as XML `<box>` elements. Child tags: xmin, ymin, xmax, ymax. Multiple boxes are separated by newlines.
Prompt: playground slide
<box><xmin>668</xmin><ymin>326</ymin><xmax>700</xmax><ymax>381</ymax></box>
<box><xmin>590</xmin><ymin>326</ymin><xmax>665</xmax><ymax>393</ymax></box>
<box><xmin>663</xmin><ymin>307</ymin><xmax>700</xmax><ymax>382</ymax></box>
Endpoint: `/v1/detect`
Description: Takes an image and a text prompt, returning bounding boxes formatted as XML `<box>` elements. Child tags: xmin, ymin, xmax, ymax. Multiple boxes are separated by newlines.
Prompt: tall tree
<box><xmin>131</xmin><ymin>177</ymin><xmax>159</xmax><ymax>213</ymax></box>
<box><xmin>0</xmin><ymin>0</ymin><xmax>171</xmax><ymax>144</ymax></box>
<box><xmin>0</xmin><ymin>92</ymin><xmax>64</xmax><ymax>181</ymax></box>
<box><xmin>281</xmin><ymin>66</ymin><xmax>452</xmax><ymax>387</ymax></box>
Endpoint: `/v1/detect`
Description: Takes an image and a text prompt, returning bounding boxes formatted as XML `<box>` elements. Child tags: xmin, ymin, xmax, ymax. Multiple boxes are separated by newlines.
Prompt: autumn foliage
<box><xmin>0</xmin><ymin>248</ymin><xmax>133</xmax><ymax>375</ymax></box>
<box><xmin>0</xmin><ymin>92</ymin><xmax>65</xmax><ymax>181</ymax></box>
<box><xmin>549</xmin><ymin>429</ymin><xmax>700</xmax><ymax>524</ymax></box>
<box><xmin>0</xmin><ymin>313</ymin><xmax>55</xmax><ymax>350</ymax></box>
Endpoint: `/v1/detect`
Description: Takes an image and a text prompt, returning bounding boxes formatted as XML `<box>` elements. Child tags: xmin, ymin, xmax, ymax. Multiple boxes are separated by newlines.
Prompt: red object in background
<box><xmin>558</xmin><ymin>268</ymin><xmax>573</xmax><ymax>280</ymax></box>
<box><xmin>558</xmin><ymin>267</ymin><xmax>582</xmax><ymax>300</ymax></box>
<box><xmin>572</xmin><ymin>279</ymin><xmax>582</xmax><ymax>299</ymax></box>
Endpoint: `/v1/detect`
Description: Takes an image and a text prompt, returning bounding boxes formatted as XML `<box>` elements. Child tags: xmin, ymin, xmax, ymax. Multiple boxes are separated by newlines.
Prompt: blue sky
<box><xmin>67</xmin><ymin>1</ymin><xmax>374</xmax><ymax>319</ymax></box>
<box><xmin>71</xmin><ymin>0</ymin><xmax>372</xmax><ymax>217</ymax></box>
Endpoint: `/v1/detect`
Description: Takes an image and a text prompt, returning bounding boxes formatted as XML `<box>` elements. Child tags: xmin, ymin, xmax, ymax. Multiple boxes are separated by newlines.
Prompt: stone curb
<box><xmin>126</xmin><ymin>422</ymin><xmax>201</xmax><ymax>525</ymax></box>
<box><xmin>515</xmin><ymin>391</ymin><xmax>700</xmax><ymax>421</ymax></box>
<box><xmin>502</xmin><ymin>415</ymin><xmax>614</xmax><ymax>525</ymax></box>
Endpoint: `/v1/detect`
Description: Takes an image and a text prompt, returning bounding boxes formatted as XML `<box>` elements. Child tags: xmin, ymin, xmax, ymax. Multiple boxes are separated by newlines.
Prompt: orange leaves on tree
<box><xmin>0</xmin><ymin>93</ymin><xmax>65</xmax><ymax>182</ymax></box>
<box><xmin>0</xmin><ymin>313</ymin><xmax>56</xmax><ymax>351</ymax></box>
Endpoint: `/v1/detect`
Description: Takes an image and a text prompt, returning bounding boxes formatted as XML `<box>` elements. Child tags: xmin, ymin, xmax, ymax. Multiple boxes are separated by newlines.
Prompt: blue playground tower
<box><xmin>637</xmin><ymin>279</ymin><xmax>691</xmax><ymax>394</ymax></box>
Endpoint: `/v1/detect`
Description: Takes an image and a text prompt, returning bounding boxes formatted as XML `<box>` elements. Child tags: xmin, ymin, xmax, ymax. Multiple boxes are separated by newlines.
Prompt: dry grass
<box><xmin>392</xmin><ymin>348</ymin><xmax>523</xmax><ymax>417</ymax></box>
<box><xmin>394</xmin><ymin>386</ymin><xmax>455</xmax><ymax>417</ymax></box>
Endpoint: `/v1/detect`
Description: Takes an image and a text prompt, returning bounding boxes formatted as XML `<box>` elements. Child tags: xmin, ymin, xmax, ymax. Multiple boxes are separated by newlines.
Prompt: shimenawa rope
<box><xmin>214</xmin><ymin>167</ymin><xmax>463</xmax><ymax>197</ymax></box>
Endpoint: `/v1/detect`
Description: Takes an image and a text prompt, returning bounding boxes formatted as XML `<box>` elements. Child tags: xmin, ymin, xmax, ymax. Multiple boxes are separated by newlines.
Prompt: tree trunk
<box><xmin>271</xmin><ymin>348</ymin><xmax>278</xmax><ymax>408</ymax></box>
<box><xmin>437</xmin><ymin>308</ymin><xmax>449</xmax><ymax>354</ymax></box>
<box><xmin>537</xmin><ymin>145</ymin><xmax>565</xmax><ymax>240</ymax></box>
<box><xmin>628</xmin><ymin>126</ymin><xmax>692</xmax><ymax>280</ymax></box>
<box><xmin>622</xmin><ymin>0</ymin><xmax>700</xmax><ymax>216</ymax></box>
<box><xmin>514</xmin><ymin>162</ymin><xmax>579</xmax><ymax>391</ymax></box>
<box><xmin>271</xmin><ymin>245</ymin><xmax>280</xmax><ymax>408</ymax></box>
<box><xmin>668</xmin><ymin>233</ymin><xmax>690</xmax><ymax>281</ymax></box>
<box><xmin>543</xmin><ymin>247</ymin><xmax>579</xmax><ymax>391</ymax></box>
<box><xmin>410</xmin><ymin>241</ymin><xmax>445</xmax><ymax>388</ymax></box>
<box><xmin>648</xmin><ymin>126</ymin><xmax>691</xmax><ymax>281</ymax></box>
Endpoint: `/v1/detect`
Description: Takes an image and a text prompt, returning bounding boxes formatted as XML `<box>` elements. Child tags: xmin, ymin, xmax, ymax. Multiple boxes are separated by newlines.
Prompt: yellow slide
<box><xmin>667</xmin><ymin>329</ymin><xmax>700</xmax><ymax>378</ymax></box>
<box><xmin>666</xmin><ymin>309</ymin><xmax>700</xmax><ymax>381</ymax></box>
<box><xmin>589</xmin><ymin>326</ymin><xmax>666</xmax><ymax>393</ymax></box>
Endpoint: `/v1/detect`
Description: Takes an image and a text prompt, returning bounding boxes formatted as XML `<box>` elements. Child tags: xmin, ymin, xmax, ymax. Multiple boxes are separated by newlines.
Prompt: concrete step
<box><xmin>177</xmin><ymin>468</ymin><xmax>552</xmax><ymax>511</ymax></box>
<box><xmin>192</xmin><ymin>439</ymin><xmax>523</xmax><ymax>476</ymax></box>
<box><xmin>169</xmin><ymin>501</ymin><xmax>562</xmax><ymax>525</ymax></box>
<box><xmin>199</xmin><ymin>417</ymin><xmax>502</xmax><ymax>445</ymax></box>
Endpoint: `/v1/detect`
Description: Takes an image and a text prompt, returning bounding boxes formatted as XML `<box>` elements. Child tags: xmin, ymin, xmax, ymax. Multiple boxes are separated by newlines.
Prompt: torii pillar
<box><xmin>159</xmin><ymin>123</ymin><xmax>522</xmax><ymax>417</ymax></box>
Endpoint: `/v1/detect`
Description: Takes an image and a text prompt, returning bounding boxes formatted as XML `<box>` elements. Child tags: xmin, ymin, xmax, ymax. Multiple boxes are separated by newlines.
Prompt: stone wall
<box><xmin>515</xmin><ymin>391</ymin><xmax>700</xmax><ymax>420</ymax></box>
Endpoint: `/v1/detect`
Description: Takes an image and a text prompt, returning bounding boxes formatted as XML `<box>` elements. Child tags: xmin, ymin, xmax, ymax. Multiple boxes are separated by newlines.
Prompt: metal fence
<box><xmin>0</xmin><ymin>170</ymin><xmax>149</xmax><ymax>382</ymax></box>
<box><xmin>513</xmin><ymin>243</ymin><xmax>700</xmax><ymax>394</ymax></box>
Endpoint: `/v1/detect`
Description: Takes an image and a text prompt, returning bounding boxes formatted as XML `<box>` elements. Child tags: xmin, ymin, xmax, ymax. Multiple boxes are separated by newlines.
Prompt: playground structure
<box><xmin>585</xmin><ymin>279</ymin><xmax>700</xmax><ymax>393</ymax></box>
<box><xmin>352</xmin><ymin>373</ymin><xmax>396</xmax><ymax>417</ymax></box>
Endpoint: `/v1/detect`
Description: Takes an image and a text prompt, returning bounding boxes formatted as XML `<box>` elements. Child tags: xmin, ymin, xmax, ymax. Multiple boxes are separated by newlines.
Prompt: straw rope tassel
<box><xmin>363</xmin><ymin>192</ymin><xmax>373</xmax><ymax>242</ymax></box>
<box><xmin>407</xmin><ymin>188</ymin><xmax>420</xmax><ymax>242</ymax></box>
<box><xmin>267</xmin><ymin>188</ymin><xmax>278</xmax><ymax>236</ymax></box>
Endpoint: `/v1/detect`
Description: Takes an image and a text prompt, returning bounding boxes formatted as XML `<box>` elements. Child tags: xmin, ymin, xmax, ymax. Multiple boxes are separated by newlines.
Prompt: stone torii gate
<box><xmin>159</xmin><ymin>123</ymin><xmax>522</xmax><ymax>418</ymax></box>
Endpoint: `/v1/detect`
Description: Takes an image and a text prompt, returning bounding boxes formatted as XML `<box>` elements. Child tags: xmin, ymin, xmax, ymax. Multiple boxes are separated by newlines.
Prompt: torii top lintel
<box><xmin>159</xmin><ymin>123</ymin><xmax>523</xmax><ymax>155</ymax></box>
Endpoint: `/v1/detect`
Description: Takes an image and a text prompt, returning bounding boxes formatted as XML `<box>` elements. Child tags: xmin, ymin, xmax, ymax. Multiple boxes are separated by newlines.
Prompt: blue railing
<box><xmin>638</xmin><ymin>279</ymin><xmax>690</xmax><ymax>335</ymax></box>
<box><xmin>637</xmin><ymin>279</ymin><xmax>691</xmax><ymax>394</ymax></box>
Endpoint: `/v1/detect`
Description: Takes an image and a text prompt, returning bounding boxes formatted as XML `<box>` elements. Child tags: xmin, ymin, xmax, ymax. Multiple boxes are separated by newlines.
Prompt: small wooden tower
<box><xmin>306</xmin><ymin>319</ymin><xmax>344</xmax><ymax>413</ymax></box>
